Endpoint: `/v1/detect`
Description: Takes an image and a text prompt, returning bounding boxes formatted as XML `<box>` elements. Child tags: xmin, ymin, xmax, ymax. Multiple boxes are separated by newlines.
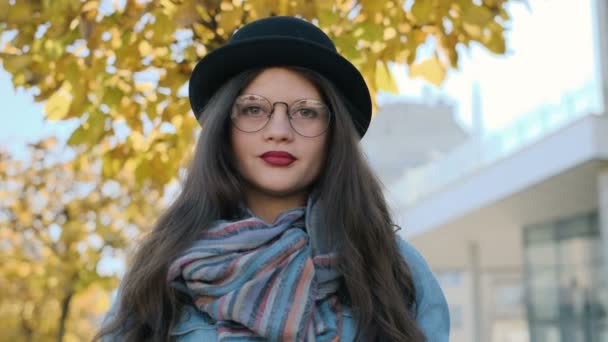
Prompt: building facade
<box><xmin>362</xmin><ymin>1</ymin><xmax>608</xmax><ymax>341</ymax></box>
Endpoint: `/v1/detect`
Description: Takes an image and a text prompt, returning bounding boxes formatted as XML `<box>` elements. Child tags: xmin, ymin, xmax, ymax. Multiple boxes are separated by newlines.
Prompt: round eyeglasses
<box><xmin>230</xmin><ymin>94</ymin><xmax>331</xmax><ymax>137</ymax></box>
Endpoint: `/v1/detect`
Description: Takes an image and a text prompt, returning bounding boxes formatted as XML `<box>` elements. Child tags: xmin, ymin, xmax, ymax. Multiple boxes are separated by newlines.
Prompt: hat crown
<box><xmin>229</xmin><ymin>16</ymin><xmax>337</xmax><ymax>52</ymax></box>
<box><xmin>188</xmin><ymin>16</ymin><xmax>372</xmax><ymax>138</ymax></box>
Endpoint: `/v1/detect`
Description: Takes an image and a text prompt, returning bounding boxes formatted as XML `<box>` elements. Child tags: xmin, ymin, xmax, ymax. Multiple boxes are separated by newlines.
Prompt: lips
<box><xmin>260</xmin><ymin>151</ymin><xmax>296</xmax><ymax>166</ymax></box>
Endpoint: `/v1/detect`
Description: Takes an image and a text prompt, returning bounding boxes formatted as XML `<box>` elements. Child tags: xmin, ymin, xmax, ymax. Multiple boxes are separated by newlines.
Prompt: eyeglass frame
<box><xmin>230</xmin><ymin>94</ymin><xmax>333</xmax><ymax>138</ymax></box>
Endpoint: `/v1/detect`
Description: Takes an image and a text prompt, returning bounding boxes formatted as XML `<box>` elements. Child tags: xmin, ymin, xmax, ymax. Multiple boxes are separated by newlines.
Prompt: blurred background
<box><xmin>1</xmin><ymin>0</ymin><xmax>607</xmax><ymax>341</ymax></box>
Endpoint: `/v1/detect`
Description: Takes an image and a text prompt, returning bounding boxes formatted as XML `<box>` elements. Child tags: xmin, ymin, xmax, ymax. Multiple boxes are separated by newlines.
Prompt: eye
<box><xmin>293</xmin><ymin>107</ymin><xmax>319</xmax><ymax>119</ymax></box>
<box><xmin>241</xmin><ymin>106</ymin><xmax>266</xmax><ymax>117</ymax></box>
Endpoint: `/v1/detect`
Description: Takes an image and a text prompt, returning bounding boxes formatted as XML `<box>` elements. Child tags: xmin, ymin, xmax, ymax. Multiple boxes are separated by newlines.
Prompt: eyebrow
<box><xmin>242</xmin><ymin>93</ymin><xmax>324</xmax><ymax>103</ymax></box>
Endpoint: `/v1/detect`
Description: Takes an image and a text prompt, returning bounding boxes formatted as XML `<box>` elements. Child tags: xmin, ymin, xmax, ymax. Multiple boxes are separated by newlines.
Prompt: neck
<box><xmin>245</xmin><ymin>188</ymin><xmax>309</xmax><ymax>224</ymax></box>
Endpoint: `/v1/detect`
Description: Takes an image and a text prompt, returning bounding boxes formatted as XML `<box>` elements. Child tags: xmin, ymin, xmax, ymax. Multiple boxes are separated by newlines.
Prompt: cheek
<box><xmin>230</xmin><ymin>129</ymin><xmax>249</xmax><ymax>169</ymax></box>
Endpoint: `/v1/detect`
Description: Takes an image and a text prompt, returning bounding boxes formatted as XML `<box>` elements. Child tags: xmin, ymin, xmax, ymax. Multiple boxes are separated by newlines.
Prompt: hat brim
<box><xmin>188</xmin><ymin>36</ymin><xmax>372</xmax><ymax>137</ymax></box>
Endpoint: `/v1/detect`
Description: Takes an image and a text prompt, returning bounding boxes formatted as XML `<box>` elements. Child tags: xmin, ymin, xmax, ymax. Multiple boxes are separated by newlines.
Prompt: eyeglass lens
<box><xmin>231</xmin><ymin>94</ymin><xmax>331</xmax><ymax>137</ymax></box>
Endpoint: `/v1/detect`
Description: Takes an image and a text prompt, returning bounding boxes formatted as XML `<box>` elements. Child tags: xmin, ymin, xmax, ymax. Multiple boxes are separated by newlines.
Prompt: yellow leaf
<box><xmin>409</xmin><ymin>56</ymin><xmax>446</xmax><ymax>86</ymax></box>
<box><xmin>499</xmin><ymin>8</ymin><xmax>510</xmax><ymax>21</ymax></box>
<box><xmin>217</xmin><ymin>6</ymin><xmax>244</xmax><ymax>36</ymax></box>
<box><xmin>40</xmin><ymin>137</ymin><xmax>58</xmax><ymax>149</ymax></box>
<box><xmin>220</xmin><ymin>1</ymin><xmax>234</xmax><ymax>11</ymax></box>
<box><xmin>192</xmin><ymin>22</ymin><xmax>216</xmax><ymax>42</ymax></box>
<box><xmin>69</xmin><ymin>17</ymin><xmax>80</xmax><ymax>31</ymax></box>
<box><xmin>171</xmin><ymin>115</ymin><xmax>183</xmax><ymax>129</ymax></box>
<box><xmin>317</xmin><ymin>8</ymin><xmax>338</xmax><ymax>27</ymax></box>
<box><xmin>160</xmin><ymin>0</ymin><xmax>177</xmax><ymax>15</ymax></box>
<box><xmin>370</xmin><ymin>41</ymin><xmax>386</xmax><ymax>53</ymax></box>
<box><xmin>397</xmin><ymin>22</ymin><xmax>411</xmax><ymax>34</ymax></box>
<box><xmin>360</xmin><ymin>0</ymin><xmax>385</xmax><ymax>12</ymax></box>
<box><xmin>87</xmin><ymin>110</ymin><xmax>108</xmax><ymax>145</ymax></box>
<box><xmin>12</xmin><ymin>72</ymin><xmax>26</xmax><ymax>85</ymax></box>
<box><xmin>152</xmin><ymin>12</ymin><xmax>176</xmax><ymax>45</ymax></box>
<box><xmin>138</xmin><ymin>41</ymin><xmax>152</xmax><ymax>56</ymax></box>
<box><xmin>17</xmin><ymin>263</ymin><xmax>31</xmax><ymax>277</ymax></box>
<box><xmin>74</xmin><ymin>153</ymin><xmax>90</xmax><ymax>171</ymax></box>
<box><xmin>135</xmin><ymin>82</ymin><xmax>154</xmax><ymax>93</ymax></box>
<box><xmin>194</xmin><ymin>4</ymin><xmax>214</xmax><ymax>23</ymax></box>
<box><xmin>246</xmin><ymin>0</ymin><xmax>272</xmax><ymax>18</ymax></box>
<box><xmin>17</xmin><ymin>210</ymin><xmax>33</xmax><ymax>227</ymax></box>
<box><xmin>43</xmin><ymin>39</ymin><xmax>65</xmax><ymax>60</ymax></box>
<box><xmin>174</xmin><ymin>1</ymin><xmax>200</xmax><ymax>26</ymax></box>
<box><xmin>484</xmin><ymin>33</ymin><xmax>506</xmax><ymax>54</ymax></box>
<box><xmin>462</xmin><ymin>23</ymin><xmax>481</xmax><ymax>38</ymax></box>
<box><xmin>290</xmin><ymin>0</ymin><xmax>315</xmax><ymax>18</ymax></box>
<box><xmin>128</xmin><ymin>131</ymin><xmax>146</xmax><ymax>151</ymax></box>
<box><xmin>103</xmin><ymin>154</ymin><xmax>120</xmax><ymax>178</ymax></box>
<box><xmin>7</xmin><ymin>1</ymin><xmax>31</xmax><ymax>24</ymax></box>
<box><xmin>411</xmin><ymin>0</ymin><xmax>433</xmax><ymax>22</ymax></box>
<box><xmin>123</xmin><ymin>158</ymin><xmax>137</xmax><ymax>174</ymax></box>
<box><xmin>94</xmin><ymin>291</ymin><xmax>110</xmax><ymax>314</ymax></box>
<box><xmin>463</xmin><ymin>5</ymin><xmax>493</xmax><ymax>26</ymax></box>
<box><xmin>135</xmin><ymin>158</ymin><xmax>151</xmax><ymax>184</ymax></box>
<box><xmin>383</xmin><ymin>27</ymin><xmax>397</xmax><ymax>41</ymax></box>
<box><xmin>375</xmin><ymin>61</ymin><xmax>398</xmax><ymax>93</ymax></box>
<box><xmin>333</xmin><ymin>34</ymin><xmax>360</xmax><ymax>62</ymax></box>
<box><xmin>1</xmin><ymin>54</ymin><xmax>32</xmax><ymax>73</ymax></box>
<box><xmin>45</xmin><ymin>83</ymin><xmax>72</xmax><ymax>121</ymax></box>
<box><xmin>0</xmin><ymin>0</ymin><xmax>9</xmax><ymax>21</ymax></box>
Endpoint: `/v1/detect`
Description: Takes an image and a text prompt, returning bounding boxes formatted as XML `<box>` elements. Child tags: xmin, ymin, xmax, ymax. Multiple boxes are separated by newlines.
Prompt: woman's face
<box><xmin>231</xmin><ymin>67</ymin><xmax>328</xmax><ymax>200</ymax></box>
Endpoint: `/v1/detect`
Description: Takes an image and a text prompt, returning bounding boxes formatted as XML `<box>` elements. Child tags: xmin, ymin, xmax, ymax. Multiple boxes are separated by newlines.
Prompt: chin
<box><xmin>253</xmin><ymin>180</ymin><xmax>307</xmax><ymax>197</ymax></box>
<box><xmin>261</xmin><ymin>185</ymin><xmax>301</xmax><ymax>197</ymax></box>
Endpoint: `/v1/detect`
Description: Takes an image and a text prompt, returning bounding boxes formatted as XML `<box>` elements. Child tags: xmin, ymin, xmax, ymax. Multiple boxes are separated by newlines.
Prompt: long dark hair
<box><xmin>95</xmin><ymin>66</ymin><xmax>425</xmax><ymax>341</ymax></box>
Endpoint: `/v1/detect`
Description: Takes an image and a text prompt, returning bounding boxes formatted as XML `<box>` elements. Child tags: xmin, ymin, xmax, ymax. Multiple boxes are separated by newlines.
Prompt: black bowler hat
<box><xmin>188</xmin><ymin>16</ymin><xmax>372</xmax><ymax>138</ymax></box>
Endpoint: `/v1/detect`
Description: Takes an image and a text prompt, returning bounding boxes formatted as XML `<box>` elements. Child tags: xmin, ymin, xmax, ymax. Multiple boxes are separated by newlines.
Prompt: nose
<box><xmin>262</xmin><ymin>103</ymin><xmax>294</xmax><ymax>141</ymax></box>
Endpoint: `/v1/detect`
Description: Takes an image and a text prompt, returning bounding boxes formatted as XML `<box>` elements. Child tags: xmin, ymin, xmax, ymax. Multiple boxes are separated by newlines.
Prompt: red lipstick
<box><xmin>260</xmin><ymin>151</ymin><xmax>296</xmax><ymax>166</ymax></box>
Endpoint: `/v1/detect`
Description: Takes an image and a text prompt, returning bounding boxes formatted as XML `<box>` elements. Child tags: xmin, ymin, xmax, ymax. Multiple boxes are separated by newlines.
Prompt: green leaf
<box><xmin>67</xmin><ymin>126</ymin><xmax>86</xmax><ymax>146</ymax></box>
<box><xmin>86</xmin><ymin>110</ymin><xmax>107</xmax><ymax>146</ymax></box>
<box><xmin>317</xmin><ymin>8</ymin><xmax>338</xmax><ymax>27</ymax></box>
<box><xmin>103</xmin><ymin>87</ymin><xmax>124</xmax><ymax>108</ymax></box>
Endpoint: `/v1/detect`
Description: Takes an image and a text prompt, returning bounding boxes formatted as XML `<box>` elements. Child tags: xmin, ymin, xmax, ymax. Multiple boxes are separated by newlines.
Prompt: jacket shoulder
<box><xmin>102</xmin><ymin>286</ymin><xmax>217</xmax><ymax>341</ymax></box>
<box><xmin>395</xmin><ymin>235</ymin><xmax>451</xmax><ymax>342</ymax></box>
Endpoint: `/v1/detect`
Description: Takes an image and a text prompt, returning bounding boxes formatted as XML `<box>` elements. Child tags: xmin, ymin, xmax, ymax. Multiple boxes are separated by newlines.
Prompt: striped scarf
<box><xmin>167</xmin><ymin>197</ymin><xmax>344</xmax><ymax>341</ymax></box>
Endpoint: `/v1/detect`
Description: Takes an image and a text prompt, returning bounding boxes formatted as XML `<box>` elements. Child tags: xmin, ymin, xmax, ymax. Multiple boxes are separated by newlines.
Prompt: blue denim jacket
<box><xmin>102</xmin><ymin>236</ymin><xmax>450</xmax><ymax>341</ymax></box>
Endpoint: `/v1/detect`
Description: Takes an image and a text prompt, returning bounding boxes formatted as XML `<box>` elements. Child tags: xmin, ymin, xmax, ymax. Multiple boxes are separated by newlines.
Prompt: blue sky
<box><xmin>0</xmin><ymin>0</ymin><xmax>602</xmax><ymax>158</ymax></box>
<box><xmin>0</xmin><ymin>67</ymin><xmax>80</xmax><ymax>158</ymax></box>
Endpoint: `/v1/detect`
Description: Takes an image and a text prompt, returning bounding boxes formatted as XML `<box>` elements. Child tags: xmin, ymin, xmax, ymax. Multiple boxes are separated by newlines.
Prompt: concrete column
<box><xmin>468</xmin><ymin>242</ymin><xmax>483</xmax><ymax>342</ymax></box>
<box><xmin>592</xmin><ymin>0</ymin><xmax>608</xmax><ymax>114</ymax></box>
<box><xmin>599</xmin><ymin>168</ymin><xmax>608</xmax><ymax>287</ymax></box>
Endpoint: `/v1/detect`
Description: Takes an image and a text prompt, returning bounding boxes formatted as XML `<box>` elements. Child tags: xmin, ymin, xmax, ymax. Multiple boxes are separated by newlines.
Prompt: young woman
<box><xmin>97</xmin><ymin>16</ymin><xmax>449</xmax><ymax>342</ymax></box>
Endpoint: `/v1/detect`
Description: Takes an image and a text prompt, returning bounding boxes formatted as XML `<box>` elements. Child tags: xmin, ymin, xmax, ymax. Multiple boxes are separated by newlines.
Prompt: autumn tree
<box><xmin>0</xmin><ymin>0</ymin><xmax>513</xmax><ymax>340</ymax></box>
<box><xmin>0</xmin><ymin>0</ymin><xmax>512</xmax><ymax>196</ymax></box>
<box><xmin>0</xmin><ymin>138</ymin><xmax>163</xmax><ymax>341</ymax></box>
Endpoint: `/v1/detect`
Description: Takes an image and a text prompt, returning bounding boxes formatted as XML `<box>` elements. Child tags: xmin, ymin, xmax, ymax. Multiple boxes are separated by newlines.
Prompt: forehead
<box><xmin>241</xmin><ymin>67</ymin><xmax>323</xmax><ymax>102</ymax></box>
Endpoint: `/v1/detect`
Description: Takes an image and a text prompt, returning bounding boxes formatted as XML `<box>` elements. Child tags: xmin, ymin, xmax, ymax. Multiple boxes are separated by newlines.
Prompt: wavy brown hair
<box><xmin>95</xmin><ymin>66</ymin><xmax>425</xmax><ymax>341</ymax></box>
